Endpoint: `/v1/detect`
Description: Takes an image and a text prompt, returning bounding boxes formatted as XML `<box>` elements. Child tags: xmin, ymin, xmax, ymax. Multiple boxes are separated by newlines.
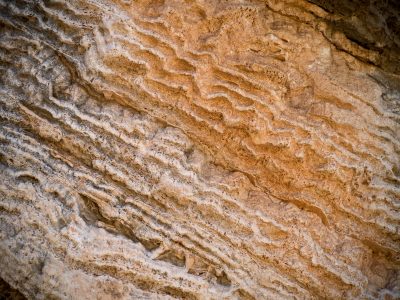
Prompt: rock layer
<box><xmin>0</xmin><ymin>0</ymin><xmax>399</xmax><ymax>299</ymax></box>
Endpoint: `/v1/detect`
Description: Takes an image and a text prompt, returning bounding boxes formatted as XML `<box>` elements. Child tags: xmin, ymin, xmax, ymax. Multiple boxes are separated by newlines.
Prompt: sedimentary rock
<box><xmin>0</xmin><ymin>0</ymin><xmax>399</xmax><ymax>299</ymax></box>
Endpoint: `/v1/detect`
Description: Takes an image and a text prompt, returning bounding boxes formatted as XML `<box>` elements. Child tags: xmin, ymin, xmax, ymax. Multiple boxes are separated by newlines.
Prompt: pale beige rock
<box><xmin>0</xmin><ymin>0</ymin><xmax>399</xmax><ymax>299</ymax></box>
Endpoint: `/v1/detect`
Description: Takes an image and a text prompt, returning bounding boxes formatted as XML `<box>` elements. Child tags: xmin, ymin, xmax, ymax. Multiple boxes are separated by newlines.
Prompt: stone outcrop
<box><xmin>0</xmin><ymin>0</ymin><xmax>399</xmax><ymax>299</ymax></box>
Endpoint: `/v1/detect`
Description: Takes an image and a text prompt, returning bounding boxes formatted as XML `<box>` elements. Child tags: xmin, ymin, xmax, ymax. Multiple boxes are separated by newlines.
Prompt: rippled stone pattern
<box><xmin>0</xmin><ymin>1</ymin><xmax>399</xmax><ymax>299</ymax></box>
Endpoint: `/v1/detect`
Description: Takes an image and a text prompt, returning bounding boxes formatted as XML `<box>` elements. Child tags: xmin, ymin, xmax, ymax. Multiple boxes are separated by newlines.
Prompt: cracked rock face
<box><xmin>0</xmin><ymin>0</ymin><xmax>399</xmax><ymax>299</ymax></box>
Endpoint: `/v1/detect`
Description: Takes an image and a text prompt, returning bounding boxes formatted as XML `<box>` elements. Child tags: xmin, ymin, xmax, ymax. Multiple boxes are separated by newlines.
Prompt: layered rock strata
<box><xmin>0</xmin><ymin>0</ymin><xmax>399</xmax><ymax>299</ymax></box>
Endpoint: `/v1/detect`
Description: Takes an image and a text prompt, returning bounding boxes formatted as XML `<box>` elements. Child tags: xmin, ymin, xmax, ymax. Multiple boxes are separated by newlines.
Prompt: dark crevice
<box><xmin>307</xmin><ymin>0</ymin><xmax>400</xmax><ymax>74</ymax></box>
<box><xmin>15</xmin><ymin>174</ymin><xmax>40</xmax><ymax>185</ymax></box>
<box><xmin>0</xmin><ymin>277</ymin><xmax>26</xmax><ymax>300</ymax></box>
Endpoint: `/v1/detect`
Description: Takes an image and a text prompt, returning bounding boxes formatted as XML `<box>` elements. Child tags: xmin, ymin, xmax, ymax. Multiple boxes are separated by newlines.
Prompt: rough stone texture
<box><xmin>0</xmin><ymin>0</ymin><xmax>399</xmax><ymax>299</ymax></box>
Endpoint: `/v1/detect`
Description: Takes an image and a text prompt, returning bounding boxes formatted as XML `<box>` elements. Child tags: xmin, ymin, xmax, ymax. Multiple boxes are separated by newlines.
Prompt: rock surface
<box><xmin>0</xmin><ymin>0</ymin><xmax>399</xmax><ymax>299</ymax></box>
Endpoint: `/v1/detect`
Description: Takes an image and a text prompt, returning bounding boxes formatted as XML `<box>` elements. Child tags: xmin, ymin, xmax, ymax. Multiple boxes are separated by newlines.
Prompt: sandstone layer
<box><xmin>0</xmin><ymin>0</ymin><xmax>399</xmax><ymax>299</ymax></box>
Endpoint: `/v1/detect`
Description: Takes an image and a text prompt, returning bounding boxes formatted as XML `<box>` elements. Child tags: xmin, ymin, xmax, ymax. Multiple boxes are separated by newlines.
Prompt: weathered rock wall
<box><xmin>0</xmin><ymin>0</ymin><xmax>399</xmax><ymax>299</ymax></box>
